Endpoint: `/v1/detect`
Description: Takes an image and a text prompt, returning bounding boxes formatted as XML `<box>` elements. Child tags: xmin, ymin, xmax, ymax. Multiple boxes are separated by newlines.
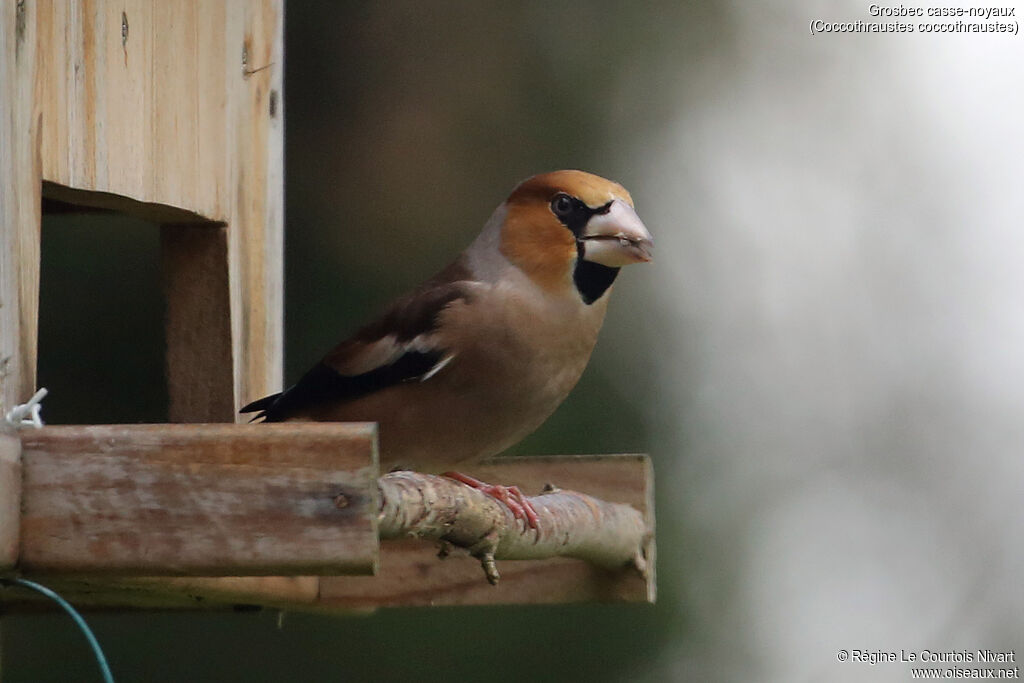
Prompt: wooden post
<box><xmin>0</xmin><ymin>0</ymin><xmax>42</xmax><ymax>414</ymax></box>
<box><xmin>161</xmin><ymin>225</ymin><xmax>236</xmax><ymax>423</ymax></box>
<box><xmin>0</xmin><ymin>431</ymin><xmax>22</xmax><ymax>571</ymax></box>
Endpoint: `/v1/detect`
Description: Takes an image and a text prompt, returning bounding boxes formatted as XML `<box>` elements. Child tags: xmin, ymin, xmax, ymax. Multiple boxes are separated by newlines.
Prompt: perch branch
<box><xmin>378</xmin><ymin>471</ymin><xmax>650</xmax><ymax>585</ymax></box>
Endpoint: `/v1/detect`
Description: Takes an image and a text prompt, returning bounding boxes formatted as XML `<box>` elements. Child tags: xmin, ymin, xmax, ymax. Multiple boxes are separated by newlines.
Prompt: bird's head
<box><xmin>498</xmin><ymin>170</ymin><xmax>653</xmax><ymax>303</ymax></box>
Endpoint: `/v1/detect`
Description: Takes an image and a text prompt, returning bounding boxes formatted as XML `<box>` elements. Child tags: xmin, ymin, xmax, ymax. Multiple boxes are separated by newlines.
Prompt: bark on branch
<box><xmin>377</xmin><ymin>471</ymin><xmax>651</xmax><ymax>585</ymax></box>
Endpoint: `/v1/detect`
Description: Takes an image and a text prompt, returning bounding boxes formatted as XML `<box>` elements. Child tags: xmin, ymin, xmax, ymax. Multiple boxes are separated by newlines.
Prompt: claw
<box><xmin>443</xmin><ymin>471</ymin><xmax>540</xmax><ymax>529</ymax></box>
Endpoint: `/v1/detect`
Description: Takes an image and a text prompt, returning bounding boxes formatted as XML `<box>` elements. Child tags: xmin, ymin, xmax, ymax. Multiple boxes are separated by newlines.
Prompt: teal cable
<box><xmin>1</xmin><ymin>577</ymin><xmax>115</xmax><ymax>683</ymax></box>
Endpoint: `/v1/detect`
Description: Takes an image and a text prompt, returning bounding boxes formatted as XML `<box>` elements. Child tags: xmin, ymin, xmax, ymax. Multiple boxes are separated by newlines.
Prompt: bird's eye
<box><xmin>551</xmin><ymin>194</ymin><xmax>575</xmax><ymax>218</ymax></box>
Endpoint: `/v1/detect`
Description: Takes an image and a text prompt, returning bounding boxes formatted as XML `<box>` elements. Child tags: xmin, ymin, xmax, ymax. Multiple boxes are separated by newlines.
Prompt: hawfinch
<box><xmin>242</xmin><ymin>170</ymin><xmax>652</xmax><ymax>526</ymax></box>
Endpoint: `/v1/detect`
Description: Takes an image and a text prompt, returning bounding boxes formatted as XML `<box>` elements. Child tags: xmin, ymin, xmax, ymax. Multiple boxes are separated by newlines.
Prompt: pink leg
<box><xmin>443</xmin><ymin>471</ymin><xmax>540</xmax><ymax>529</ymax></box>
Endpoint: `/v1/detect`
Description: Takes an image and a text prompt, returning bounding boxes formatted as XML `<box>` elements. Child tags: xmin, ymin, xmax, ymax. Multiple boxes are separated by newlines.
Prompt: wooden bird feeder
<box><xmin>0</xmin><ymin>0</ymin><xmax>655</xmax><ymax>614</ymax></box>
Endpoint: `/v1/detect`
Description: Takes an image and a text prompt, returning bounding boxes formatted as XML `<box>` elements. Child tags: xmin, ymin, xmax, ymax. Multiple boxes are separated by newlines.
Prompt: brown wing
<box><xmin>240</xmin><ymin>263</ymin><xmax>475</xmax><ymax>422</ymax></box>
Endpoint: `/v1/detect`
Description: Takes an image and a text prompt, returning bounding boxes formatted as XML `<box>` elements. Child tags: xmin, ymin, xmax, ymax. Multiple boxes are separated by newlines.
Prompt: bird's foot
<box><xmin>442</xmin><ymin>471</ymin><xmax>540</xmax><ymax>529</ymax></box>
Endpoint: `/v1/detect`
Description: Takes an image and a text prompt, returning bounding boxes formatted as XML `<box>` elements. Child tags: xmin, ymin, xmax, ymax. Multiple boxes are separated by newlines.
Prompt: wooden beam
<box><xmin>228</xmin><ymin>0</ymin><xmax>285</xmax><ymax>416</ymax></box>
<box><xmin>17</xmin><ymin>424</ymin><xmax>379</xmax><ymax>576</ymax></box>
<box><xmin>318</xmin><ymin>455</ymin><xmax>656</xmax><ymax>609</ymax></box>
<box><xmin>34</xmin><ymin>576</ymin><xmax>322</xmax><ymax>612</ymax></box>
<box><xmin>0</xmin><ymin>430</ymin><xmax>22</xmax><ymax>570</ymax></box>
<box><xmin>161</xmin><ymin>225</ymin><xmax>236</xmax><ymax>423</ymax></box>
<box><xmin>0</xmin><ymin>0</ymin><xmax>41</xmax><ymax>413</ymax></box>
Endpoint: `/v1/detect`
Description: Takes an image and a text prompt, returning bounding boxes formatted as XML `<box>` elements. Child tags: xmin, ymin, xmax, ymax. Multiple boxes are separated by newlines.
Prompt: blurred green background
<box><xmin>6</xmin><ymin>2</ymin><xmax>1024</xmax><ymax>682</ymax></box>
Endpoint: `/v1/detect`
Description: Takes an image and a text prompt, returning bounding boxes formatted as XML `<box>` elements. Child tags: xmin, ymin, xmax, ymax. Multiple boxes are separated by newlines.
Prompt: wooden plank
<box><xmin>0</xmin><ymin>430</ymin><xmax>23</xmax><ymax>570</ymax></box>
<box><xmin>104</xmin><ymin>0</ymin><xmax>153</xmax><ymax>203</ymax></box>
<box><xmin>319</xmin><ymin>455</ymin><xmax>656</xmax><ymax>608</ymax></box>
<box><xmin>161</xmin><ymin>225</ymin><xmax>236</xmax><ymax>423</ymax></box>
<box><xmin>18</xmin><ymin>423</ymin><xmax>379</xmax><ymax>576</ymax></box>
<box><xmin>0</xmin><ymin>0</ymin><xmax>42</xmax><ymax>412</ymax></box>
<box><xmin>34</xmin><ymin>0</ymin><xmax>65</xmax><ymax>198</ymax></box>
<box><xmin>36</xmin><ymin>0</ymin><xmax>215</xmax><ymax>220</ymax></box>
<box><xmin>195</xmin><ymin>0</ymin><xmax>228</xmax><ymax>216</ymax></box>
<box><xmin>228</xmin><ymin>0</ymin><xmax>285</xmax><ymax>416</ymax></box>
<box><xmin>150</xmin><ymin>0</ymin><xmax>200</xmax><ymax>213</ymax></box>
<box><xmin>37</xmin><ymin>576</ymin><xmax>322</xmax><ymax>612</ymax></box>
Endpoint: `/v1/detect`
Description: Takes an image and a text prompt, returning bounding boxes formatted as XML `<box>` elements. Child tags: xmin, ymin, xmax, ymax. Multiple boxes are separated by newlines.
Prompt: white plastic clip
<box><xmin>4</xmin><ymin>387</ymin><xmax>48</xmax><ymax>429</ymax></box>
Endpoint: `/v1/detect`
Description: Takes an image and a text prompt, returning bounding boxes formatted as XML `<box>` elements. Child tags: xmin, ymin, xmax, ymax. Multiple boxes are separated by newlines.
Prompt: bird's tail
<box><xmin>239</xmin><ymin>393</ymin><xmax>282</xmax><ymax>422</ymax></box>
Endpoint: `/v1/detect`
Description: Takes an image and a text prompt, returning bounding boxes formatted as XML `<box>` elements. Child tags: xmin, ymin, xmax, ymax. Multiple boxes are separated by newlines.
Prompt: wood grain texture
<box><xmin>37</xmin><ymin>0</ymin><xmax>216</xmax><ymax>219</ymax></box>
<box><xmin>229</xmin><ymin>0</ymin><xmax>285</xmax><ymax>416</ymax></box>
<box><xmin>319</xmin><ymin>455</ymin><xmax>656</xmax><ymax>608</ymax></box>
<box><xmin>162</xmin><ymin>225</ymin><xmax>235</xmax><ymax>423</ymax></box>
<box><xmin>0</xmin><ymin>0</ymin><xmax>42</xmax><ymax>413</ymax></box>
<box><xmin>18</xmin><ymin>423</ymin><xmax>379</xmax><ymax>576</ymax></box>
<box><xmin>36</xmin><ymin>576</ymin><xmax>321</xmax><ymax>611</ymax></box>
<box><xmin>0</xmin><ymin>430</ymin><xmax>23</xmax><ymax>569</ymax></box>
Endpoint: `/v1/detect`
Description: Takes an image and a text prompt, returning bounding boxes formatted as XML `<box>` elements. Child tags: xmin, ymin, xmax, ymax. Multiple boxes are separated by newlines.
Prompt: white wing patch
<box><xmin>337</xmin><ymin>333</ymin><xmax>446</xmax><ymax>376</ymax></box>
<box><xmin>419</xmin><ymin>353</ymin><xmax>456</xmax><ymax>381</ymax></box>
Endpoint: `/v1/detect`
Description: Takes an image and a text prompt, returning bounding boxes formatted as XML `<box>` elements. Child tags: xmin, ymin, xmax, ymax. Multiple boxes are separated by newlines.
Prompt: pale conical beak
<box><xmin>578</xmin><ymin>200</ymin><xmax>654</xmax><ymax>267</ymax></box>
